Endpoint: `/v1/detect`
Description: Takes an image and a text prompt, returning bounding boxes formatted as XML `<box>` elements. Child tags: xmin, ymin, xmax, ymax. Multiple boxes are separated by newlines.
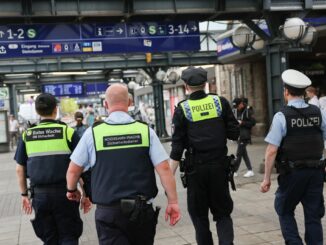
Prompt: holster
<box><xmin>226</xmin><ymin>155</ymin><xmax>236</xmax><ymax>191</ymax></box>
<box><xmin>179</xmin><ymin>158</ymin><xmax>187</xmax><ymax>188</ymax></box>
<box><xmin>121</xmin><ymin>195</ymin><xmax>150</xmax><ymax>224</ymax></box>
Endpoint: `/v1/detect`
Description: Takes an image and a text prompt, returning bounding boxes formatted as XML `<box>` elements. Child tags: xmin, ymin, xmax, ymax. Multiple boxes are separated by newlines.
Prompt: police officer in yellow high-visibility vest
<box><xmin>170</xmin><ymin>67</ymin><xmax>240</xmax><ymax>245</ymax></box>
<box><xmin>14</xmin><ymin>93</ymin><xmax>86</xmax><ymax>245</ymax></box>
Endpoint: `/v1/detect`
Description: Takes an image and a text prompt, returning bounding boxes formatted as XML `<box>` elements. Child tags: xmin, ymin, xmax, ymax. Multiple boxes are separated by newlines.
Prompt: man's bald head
<box><xmin>105</xmin><ymin>83</ymin><xmax>130</xmax><ymax>112</ymax></box>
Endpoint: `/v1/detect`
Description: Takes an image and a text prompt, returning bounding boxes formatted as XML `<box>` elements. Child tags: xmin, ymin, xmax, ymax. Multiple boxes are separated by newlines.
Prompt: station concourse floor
<box><xmin>1</xmin><ymin>138</ymin><xmax>326</xmax><ymax>245</ymax></box>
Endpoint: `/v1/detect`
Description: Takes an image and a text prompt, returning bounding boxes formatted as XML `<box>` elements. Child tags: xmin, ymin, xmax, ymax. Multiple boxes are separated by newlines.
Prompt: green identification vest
<box><xmin>91</xmin><ymin>121</ymin><xmax>157</xmax><ymax>205</ymax></box>
<box><xmin>23</xmin><ymin>121</ymin><xmax>74</xmax><ymax>186</ymax></box>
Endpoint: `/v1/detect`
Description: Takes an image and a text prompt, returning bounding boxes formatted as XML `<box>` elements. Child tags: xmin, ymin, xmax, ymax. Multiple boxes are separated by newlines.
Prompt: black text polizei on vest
<box><xmin>191</xmin><ymin>103</ymin><xmax>214</xmax><ymax>112</ymax></box>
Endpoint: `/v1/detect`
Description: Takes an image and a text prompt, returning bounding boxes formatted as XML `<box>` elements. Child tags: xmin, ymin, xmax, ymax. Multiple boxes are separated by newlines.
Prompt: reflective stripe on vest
<box><xmin>181</xmin><ymin>95</ymin><xmax>222</xmax><ymax>122</ymax></box>
<box><xmin>93</xmin><ymin>122</ymin><xmax>149</xmax><ymax>151</ymax></box>
<box><xmin>23</xmin><ymin>123</ymin><xmax>73</xmax><ymax>157</ymax></box>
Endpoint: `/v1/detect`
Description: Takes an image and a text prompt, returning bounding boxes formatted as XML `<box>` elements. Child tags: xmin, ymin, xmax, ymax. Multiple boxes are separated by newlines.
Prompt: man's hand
<box><xmin>165</xmin><ymin>203</ymin><xmax>181</xmax><ymax>226</ymax></box>
<box><xmin>66</xmin><ymin>190</ymin><xmax>81</xmax><ymax>202</ymax></box>
<box><xmin>21</xmin><ymin>196</ymin><xmax>32</xmax><ymax>215</ymax></box>
<box><xmin>260</xmin><ymin>179</ymin><xmax>271</xmax><ymax>193</ymax></box>
<box><xmin>80</xmin><ymin>197</ymin><xmax>92</xmax><ymax>214</ymax></box>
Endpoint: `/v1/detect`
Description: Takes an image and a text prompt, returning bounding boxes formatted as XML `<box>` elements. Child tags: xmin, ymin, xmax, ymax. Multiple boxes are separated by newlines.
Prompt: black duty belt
<box><xmin>288</xmin><ymin>160</ymin><xmax>325</xmax><ymax>169</ymax></box>
<box><xmin>97</xmin><ymin>200</ymin><xmax>153</xmax><ymax>209</ymax></box>
<box><xmin>33</xmin><ymin>186</ymin><xmax>66</xmax><ymax>194</ymax></box>
<box><xmin>97</xmin><ymin>202</ymin><xmax>121</xmax><ymax>209</ymax></box>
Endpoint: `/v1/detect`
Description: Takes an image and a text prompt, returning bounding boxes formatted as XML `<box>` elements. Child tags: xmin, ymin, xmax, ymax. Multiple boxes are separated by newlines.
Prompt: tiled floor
<box><xmin>1</xmin><ymin>139</ymin><xmax>325</xmax><ymax>244</ymax></box>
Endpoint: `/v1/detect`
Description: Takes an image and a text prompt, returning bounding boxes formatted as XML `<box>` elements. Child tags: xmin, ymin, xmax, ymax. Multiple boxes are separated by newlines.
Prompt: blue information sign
<box><xmin>0</xmin><ymin>21</ymin><xmax>199</xmax><ymax>59</ymax></box>
<box><xmin>86</xmin><ymin>82</ymin><xmax>108</xmax><ymax>96</ymax></box>
<box><xmin>43</xmin><ymin>82</ymin><xmax>83</xmax><ymax>97</ymax></box>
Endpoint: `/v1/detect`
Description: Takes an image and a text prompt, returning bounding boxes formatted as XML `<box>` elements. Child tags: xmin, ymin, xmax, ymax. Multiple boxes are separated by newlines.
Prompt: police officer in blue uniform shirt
<box><xmin>170</xmin><ymin>67</ymin><xmax>240</xmax><ymax>245</ymax></box>
<box><xmin>14</xmin><ymin>93</ymin><xmax>86</xmax><ymax>245</ymax></box>
<box><xmin>260</xmin><ymin>69</ymin><xmax>326</xmax><ymax>245</ymax></box>
<box><xmin>66</xmin><ymin>83</ymin><xmax>181</xmax><ymax>245</ymax></box>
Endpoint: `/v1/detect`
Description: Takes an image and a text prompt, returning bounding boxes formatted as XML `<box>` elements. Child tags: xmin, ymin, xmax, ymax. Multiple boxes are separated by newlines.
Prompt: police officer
<box><xmin>260</xmin><ymin>69</ymin><xmax>326</xmax><ymax>245</ymax></box>
<box><xmin>170</xmin><ymin>67</ymin><xmax>240</xmax><ymax>245</ymax></box>
<box><xmin>14</xmin><ymin>93</ymin><xmax>85</xmax><ymax>245</ymax></box>
<box><xmin>66</xmin><ymin>83</ymin><xmax>180</xmax><ymax>245</ymax></box>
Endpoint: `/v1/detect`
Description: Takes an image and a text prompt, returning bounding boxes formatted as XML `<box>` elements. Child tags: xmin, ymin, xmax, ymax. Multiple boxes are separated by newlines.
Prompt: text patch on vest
<box><xmin>290</xmin><ymin>117</ymin><xmax>320</xmax><ymax>128</ymax></box>
<box><xmin>103</xmin><ymin>134</ymin><xmax>142</xmax><ymax>147</ymax></box>
<box><xmin>191</xmin><ymin>102</ymin><xmax>214</xmax><ymax>117</ymax></box>
<box><xmin>26</xmin><ymin>127</ymin><xmax>63</xmax><ymax>141</ymax></box>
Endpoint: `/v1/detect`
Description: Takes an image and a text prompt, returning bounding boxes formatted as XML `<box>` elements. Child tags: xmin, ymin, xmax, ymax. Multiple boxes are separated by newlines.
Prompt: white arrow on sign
<box><xmin>191</xmin><ymin>26</ymin><xmax>197</xmax><ymax>32</ymax></box>
<box><xmin>116</xmin><ymin>28</ymin><xmax>124</xmax><ymax>34</ymax></box>
<box><xmin>0</xmin><ymin>31</ymin><xmax>4</xmax><ymax>38</ymax></box>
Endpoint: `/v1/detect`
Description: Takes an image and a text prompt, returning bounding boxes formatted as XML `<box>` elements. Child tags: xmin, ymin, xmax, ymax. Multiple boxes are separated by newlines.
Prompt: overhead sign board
<box><xmin>43</xmin><ymin>82</ymin><xmax>83</xmax><ymax>97</ymax></box>
<box><xmin>86</xmin><ymin>82</ymin><xmax>108</xmax><ymax>96</ymax></box>
<box><xmin>0</xmin><ymin>21</ymin><xmax>199</xmax><ymax>59</ymax></box>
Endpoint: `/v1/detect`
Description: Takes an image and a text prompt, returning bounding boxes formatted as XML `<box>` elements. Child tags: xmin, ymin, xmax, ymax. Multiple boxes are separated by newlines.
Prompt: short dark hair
<box><xmin>35</xmin><ymin>93</ymin><xmax>57</xmax><ymax>116</ymax></box>
<box><xmin>284</xmin><ymin>84</ymin><xmax>305</xmax><ymax>96</ymax></box>
<box><xmin>74</xmin><ymin>111</ymin><xmax>83</xmax><ymax>120</ymax></box>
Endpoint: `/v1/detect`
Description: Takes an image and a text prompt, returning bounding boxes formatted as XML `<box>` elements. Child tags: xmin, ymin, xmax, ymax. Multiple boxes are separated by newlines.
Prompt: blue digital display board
<box><xmin>0</xmin><ymin>21</ymin><xmax>199</xmax><ymax>59</ymax></box>
<box><xmin>86</xmin><ymin>82</ymin><xmax>108</xmax><ymax>95</ymax></box>
<box><xmin>43</xmin><ymin>82</ymin><xmax>83</xmax><ymax>97</ymax></box>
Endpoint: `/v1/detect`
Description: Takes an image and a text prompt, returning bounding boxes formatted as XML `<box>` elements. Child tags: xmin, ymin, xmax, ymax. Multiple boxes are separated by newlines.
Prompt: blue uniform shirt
<box><xmin>265</xmin><ymin>98</ymin><xmax>326</xmax><ymax>146</ymax></box>
<box><xmin>70</xmin><ymin>111</ymin><xmax>169</xmax><ymax>169</ymax></box>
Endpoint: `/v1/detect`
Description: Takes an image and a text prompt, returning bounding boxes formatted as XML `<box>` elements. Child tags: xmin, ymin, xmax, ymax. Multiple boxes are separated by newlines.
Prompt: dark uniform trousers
<box><xmin>187</xmin><ymin>163</ymin><xmax>234</xmax><ymax>245</ymax></box>
<box><xmin>31</xmin><ymin>191</ymin><xmax>83</xmax><ymax>245</ymax></box>
<box><xmin>275</xmin><ymin>168</ymin><xmax>325</xmax><ymax>245</ymax></box>
<box><xmin>95</xmin><ymin>205</ymin><xmax>158</xmax><ymax>245</ymax></box>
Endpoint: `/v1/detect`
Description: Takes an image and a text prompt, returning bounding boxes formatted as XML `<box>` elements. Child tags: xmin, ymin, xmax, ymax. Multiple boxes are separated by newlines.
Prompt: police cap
<box><xmin>281</xmin><ymin>69</ymin><xmax>311</xmax><ymax>89</ymax></box>
<box><xmin>181</xmin><ymin>66</ymin><xmax>207</xmax><ymax>86</ymax></box>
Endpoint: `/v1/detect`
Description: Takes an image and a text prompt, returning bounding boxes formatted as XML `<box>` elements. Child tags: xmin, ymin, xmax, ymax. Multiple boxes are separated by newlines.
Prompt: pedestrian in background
<box><xmin>73</xmin><ymin>111</ymin><xmax>87</xmax><ymax>138</ymax></box>
<box><xmin>9</xmin><ymin>114</ymin><xmax>19</xmax><ymax>150</ymax></box>
<box><xmin>85</xmin><ymin>105</ymin><xmax>95</xmax><ymax>127</ymax></box>
<box><xmin>232</xmin><ymin>97</ymin><xmax>256</xmax><ymax>177</ymax></box>
<box><xmin>66</xmin><ymin>83</ymin><xmax>180</xmax><ymax>245</ymax></box>
<box><xmin>319</xmin><ymin>90</ymin><xmax>326</xmax><ymax>112</ymax></box>
<box><xmin>128</xmin><ymin>93</ymin><xmax>149</xmax><ymax>122</ymax></box>
<box><xmin>261</xmin><ymin>69</ymin><xmax>326</xmax><ymax>245</ymax></box>
<box><xmin>170</xmin><ymin>67</ymin><xmax>239</xmax><ymax>245</ymax></box>
<box><xmin>14</xmin><ymin>93</ymin><xmax>89</xmax><ymax>245</ymax></box>
<box><xmin>306</xmin><ymin>86</ymin><xmax>320</xmax><ymax>107</ymax></box>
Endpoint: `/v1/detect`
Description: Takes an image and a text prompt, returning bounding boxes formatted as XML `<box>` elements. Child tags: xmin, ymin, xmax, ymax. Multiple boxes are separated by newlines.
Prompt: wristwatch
<box><xmin>67</xmin><ymin>188</ymin><xmax>77</xmax><ymax>193</ymax></box>
<box><xmin>21</xmin><ymin>192</ymin><xmax>28</xmax><ymax>197</ymax></box>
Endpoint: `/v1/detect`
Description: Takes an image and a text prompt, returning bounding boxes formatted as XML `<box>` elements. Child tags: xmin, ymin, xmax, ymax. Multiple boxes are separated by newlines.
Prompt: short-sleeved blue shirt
<box><xmin>265</xmin><ymin>98</ymin><xmax>326</xmax><ymax>146</ymax></box>
<box><xmin>70</xmin><ymin>111</ymin><xmax>169</xmax><ymax>169</ymax></box>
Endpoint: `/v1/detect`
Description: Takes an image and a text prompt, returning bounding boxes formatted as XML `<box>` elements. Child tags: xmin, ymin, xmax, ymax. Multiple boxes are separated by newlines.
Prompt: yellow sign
<box><xmin>60</xmin><ymin>98</ymin><xmax>78</xmax><ymax>115</ymax></box>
